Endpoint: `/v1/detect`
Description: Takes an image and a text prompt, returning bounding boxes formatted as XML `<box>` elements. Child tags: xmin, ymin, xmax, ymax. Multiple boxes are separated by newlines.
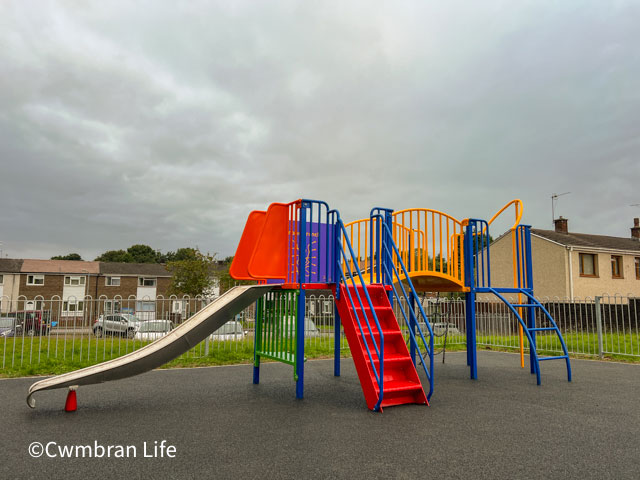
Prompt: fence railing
<box><xmin>1</xmin><ymin>293</ymin><xmax>639</xmax><ymax>372</ymax></box>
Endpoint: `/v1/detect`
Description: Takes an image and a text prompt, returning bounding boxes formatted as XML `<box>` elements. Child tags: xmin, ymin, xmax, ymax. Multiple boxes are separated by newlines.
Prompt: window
<box><xmin>172</xmin><ymin>300</ymin><xmax>187</xmax><ymax>313</ymax></box>
<box><xmin>635</xmin><ymin>257</ymin><xmax>640</xmax><ymax>280</ymax></box>
<box><xmin>24</xmin><ymin>300</ymin><xmax>44</xmax><ymax>310</ymax></box>
<box><xmin>611</xmin><ymin>255</ymin><xmax>623</xmax><ymax>279</ymax></box>
<box><xmin>105</xmin><ymin>276</ymin><xmax>121</xmax><ymax>286</ymax></box>
<box><xmin>27</xmin><ymin>274</ymin><xmax>44</xmax><ymax>285</ymax></box>
<box><xmin>104</xmin><ymin>300</ymin><xmax>121</xmax><ymax>314</ymax></box>
<box><xmin>323</xmin><ymin>300</ymin><xmax>333</xmax><ymax>314</ymax></box>
<box><xmin>63</xmin><ymin>300</ymin><xmax>84</xmax><ymax>313</ymax></box>
<box><xmin>138</xmin><ymin>277</ymin><xmax>157</xmax><ymax>287</ymax></box>
<box><xmin>579</xmin><ymin>253</ymin><xmax>597</xmax><ymax>277</ymax></box>
<box><xmin>64</xmin><ymin>276</ymin><xmax>86</xmax><ymax>286</ymax></box>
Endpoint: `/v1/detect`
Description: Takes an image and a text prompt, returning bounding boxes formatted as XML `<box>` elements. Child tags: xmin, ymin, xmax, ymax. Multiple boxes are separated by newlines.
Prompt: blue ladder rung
<box><xmin>538</xmin><ymin>355</ymin><xmax>568</xmax><ymax>361</ymax></box>
<box><xmin>529</xmin><ymin>327</ymin><xmax>556</xmax><ymax>332</ymax></box>
<box><xmin>511</xmin><ymin>304</ymin><xmax>538</xmax><ymax>308</ymax></box>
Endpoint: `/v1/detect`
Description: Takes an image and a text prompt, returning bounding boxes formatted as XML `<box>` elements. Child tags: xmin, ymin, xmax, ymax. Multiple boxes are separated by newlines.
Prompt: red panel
<box><xmin>247</xmin><ymin>203</ymin><xmax>290</xmax><ymax>280</ymax></box>
<box><xmin>229</xmin><ymin>211</ymin><xmax>266</xmax><ymax>280</ymax></box>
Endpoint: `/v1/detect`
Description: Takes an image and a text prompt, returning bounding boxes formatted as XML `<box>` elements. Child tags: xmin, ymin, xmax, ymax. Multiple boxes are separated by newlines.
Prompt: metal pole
<box><xmin>334</xmin><ymin>215</ymin><xmax>341</xmax><ymax>377</ymax></box>
<box><xmin>595</xmin><ymin>296</ymin><xmax>603</xmax><ymax>360</ymax></box>
<box><xmin>296</xmin><ymin>203</ymin><xmax>308</xmax><ymax>399</ymax></box>
<box><xmin>253</xmin><ymin>297</ymin><xmax>262</xmax><ymax>384</ymax></box>
<box><xmin>334</xmin><ymin>309</ymin><xmax>341</xmax><ymax>377</ymax></box>
<box><xmin>409</xmin><ymin>292</ymin><xmax>416</xmax><ymax>367</ymax></box>
<box><xmin>464</xmin><ymin>221</ymin><xmax>478</xmax><ymax>378</ymax></box>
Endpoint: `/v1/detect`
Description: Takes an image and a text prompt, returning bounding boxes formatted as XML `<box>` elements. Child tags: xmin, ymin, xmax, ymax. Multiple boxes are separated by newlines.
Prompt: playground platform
<box><xmin>3</xmin><ymin>352</ymin><xmax>638</xmax><ymax>480</ymax></box>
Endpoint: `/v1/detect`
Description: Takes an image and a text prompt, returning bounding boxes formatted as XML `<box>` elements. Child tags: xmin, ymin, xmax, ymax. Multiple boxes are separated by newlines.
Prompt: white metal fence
<box><xmin>1</xmin><ymin>293</ymin><xmax>638</xmax><ymax>372</ymax></box>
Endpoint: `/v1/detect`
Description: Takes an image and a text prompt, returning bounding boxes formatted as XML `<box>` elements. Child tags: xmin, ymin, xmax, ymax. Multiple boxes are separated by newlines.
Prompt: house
<box><xmin>487</xmin><ymin>217</ymin><xmax>640</xmax><ymax>300</ymax></box>
<box><xmin>0</xmin><ymin>258</ymin><xmax>172</xmax><ymax>324</ymax></box>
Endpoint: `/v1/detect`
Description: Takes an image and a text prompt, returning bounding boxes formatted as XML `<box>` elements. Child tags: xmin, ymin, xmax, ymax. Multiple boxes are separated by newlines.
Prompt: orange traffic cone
<box><xmin>65</xmin><ymin>386</ymin><xmax>77</xmax><ymax>412</ymax></box>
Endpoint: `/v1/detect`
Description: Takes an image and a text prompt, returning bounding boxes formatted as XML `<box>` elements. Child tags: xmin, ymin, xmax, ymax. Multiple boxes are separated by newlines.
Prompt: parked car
<box><xmin>135</xmin><ymin>320</ymin><xmax>174</xmax><ymax>342</ymax></box>
<box><xmin>0</xmin><ymin>317</ymin><xmax>21</xmax><ymax>337</ymax></box>
<box><xmin>9</xmin><ymin>311</ymin><xmax>52</xmax><ymax>336</ymax></box>
<box><xmin>210</xmin><ymin>320</ymin><xmax>246</xmax><ymax>341</ymax></box>
<box><xmin>93</xmin><ymin>313</ymin><xmax>142</xmax><ymax>339</ymax></box>
<box><xmin>432</xmin><ymin>322</ymin><xmax>461</xmax><ymax>336</ymax></box>
<box><xmin>281</xmin><ymin>316</ymin><xmax>321</xmax><ymax>338</ymax></box>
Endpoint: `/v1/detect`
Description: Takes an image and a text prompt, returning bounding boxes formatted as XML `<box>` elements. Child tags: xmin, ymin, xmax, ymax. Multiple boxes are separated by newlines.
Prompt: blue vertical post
<box><xmin>464</xmin><ymin>221</ymin><xmax>478</xmax><ymax>379</ymax></box>
<box><xmin>523</xmin><ymin>225</ymin><xmax>537</xmax><ymax>375</ymax></box>
<box><xmin>333</xmin><ymin>214</ymin><xmax>341</xmax><ymax>377</ymax></box>
<box><xmin>384</xmin><ymin>210</ymin><xmax>394</xmax><ymax>305</ymax></box>
<box><xmin>253</xmin><ymin>298</ymin><xmax>262</xmax><ymax>384</ymax></box>
<box><xmin>408</xmin><ymin>232</ymin><xmax>417</xmax><ymax>366</ymax></box>
<box><xmin>296</xmin><ymin>202</ymin><xmax>308</xmax><ymax>399</ymax></box>
<box><xmin>334</xmin><ymin>309</ymin><xmax>341</xmax><ymax>376</ymax></box>
<box><xmin>409</xmin><ymin>291</ymin><xmax>417</xmax><ymax>366</ymax></box>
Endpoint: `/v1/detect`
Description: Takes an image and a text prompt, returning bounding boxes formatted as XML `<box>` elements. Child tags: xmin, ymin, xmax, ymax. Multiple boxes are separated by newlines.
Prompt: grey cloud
<box><xmin>1</xmin><ymin>1</ymin><xmax>639</xmax><ymax>260</ymax></box>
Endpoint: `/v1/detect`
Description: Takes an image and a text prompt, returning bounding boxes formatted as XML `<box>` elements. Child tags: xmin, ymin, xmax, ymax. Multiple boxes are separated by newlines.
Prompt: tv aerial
<box><xmin>551</xmin><ymin>192</ymin><xmax>571</xmax><ymax>226</ymax></box>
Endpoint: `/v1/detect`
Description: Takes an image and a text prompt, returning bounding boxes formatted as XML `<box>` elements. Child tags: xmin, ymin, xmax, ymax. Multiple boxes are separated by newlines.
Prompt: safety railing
<box><xmin>255</xmin><ymin>290</ymin><xmax>298</xmax><ymax>367</ymax></box>
<box><xmin>464</xmin><ymin>218</ymin><xmax>491</xmax><ymax>289</ymax></box>
<box><xmin>392</xmin><ymin>208</ymin><xmax>466</xmax><ymax>289</ymax></box>
<box><xmin>287</xmin><ymin>199</ymin><xmax>335</xmax><ymax>286</ymax></box>
<box><xmin>330</xmin><ymin>209</ymin><xmax>385</xmax><ymax>411</ymax></box>
<box><xmin>370</xmin><ymin>209</ymin><xmax>435</xmax><ymax>399</ymax></box>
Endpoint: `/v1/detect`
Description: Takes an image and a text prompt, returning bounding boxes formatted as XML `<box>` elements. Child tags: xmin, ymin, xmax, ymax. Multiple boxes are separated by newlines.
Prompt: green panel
<box><xmin>255</xmin><ymin>290</ymin><xmax>299</xmax><ymax>371</ymax></box>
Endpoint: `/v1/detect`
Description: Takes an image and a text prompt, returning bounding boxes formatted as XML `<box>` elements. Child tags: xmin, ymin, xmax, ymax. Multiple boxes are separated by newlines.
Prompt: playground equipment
<box><xmin>230</xmin><ymin>199</ymin><xmax>572</xmax><ymax>411</ymax></box>
<box><xmin>26</xmin><ymin>198</ymin><xmax>571</xmax><ymax>412</ymax></box>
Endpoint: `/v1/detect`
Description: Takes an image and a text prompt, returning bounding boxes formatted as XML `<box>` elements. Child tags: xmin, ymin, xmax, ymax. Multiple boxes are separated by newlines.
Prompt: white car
<box><xmin>431</xmin><ymin>322</ymin><xmax>461</xmax><ymax>336</ymax></box>
<box><xmin>282</xmin><ymin>316</ymin><xmax>321</xmax><ymax>338</ymax></box>
<box><xmin>135</xmin><ymin>320</ymin><xmax>173</xmax><ymax>342</ymax></box>
<box><xmin>209</xmin><ymin>320</ymin><xmax>246</xmax><ymax>341</ymax></box>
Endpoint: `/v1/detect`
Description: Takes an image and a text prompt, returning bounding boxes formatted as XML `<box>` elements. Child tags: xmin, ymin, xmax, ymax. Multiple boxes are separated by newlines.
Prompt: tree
<box><xmin>217</xmin><ymin>256</ymin><xmax>252</xmax><ymax>294</ymax></box>
<box><xmin>166</xmin><ymin>249</ymin><xmax>218</xmax><ymax>297</ymax></box>
<box><xmin>126</xmin><ymin>244</ymin><xmax>160</xmax><ymax>263</ymax></box>
<box><xmin>51</xmin><ymin>253</ymin><xmax>83</xmax><ymax>261</ymax></box>
<box><xmin>161</xmin><ymin>247</ymin><xmax>198</xmax><ymax>263</ymax></box>
<box><xmin>95</xmin><ymin>244</ymin><xmax>159</xmax><ymax>263</ymax></box>
<box><xmin>94</xmin><ymin>249</ymin><xmax>133</xmax><ymax>262</ymax></box>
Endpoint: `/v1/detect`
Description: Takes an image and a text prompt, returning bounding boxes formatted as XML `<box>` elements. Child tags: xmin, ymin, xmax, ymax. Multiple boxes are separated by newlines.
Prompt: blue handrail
<box><xmin>330</xmin><ymin>209</ymin><xmax>385</xmax><ymax>411</ymax></box>
<box><xmin>465</xmin><ymin>218</ymin><xmax>491</xmax><ymax>289</ymax></box>
<box><xmin>371</xmin><ymin>213</ymin><xmax>435</xmax><ymax>400</ymax></box>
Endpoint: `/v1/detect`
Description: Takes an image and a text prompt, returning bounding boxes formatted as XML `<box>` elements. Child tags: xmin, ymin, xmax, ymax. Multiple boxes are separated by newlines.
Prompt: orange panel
<box><xmin>248</xmin><ymin>202</ymin><xmax>291</xmax><ymax>280</ymax></box>
<box><xmin>229</xmin><ymin>211</ymin><xmax>266</xmax><ymax>280</ymax></box>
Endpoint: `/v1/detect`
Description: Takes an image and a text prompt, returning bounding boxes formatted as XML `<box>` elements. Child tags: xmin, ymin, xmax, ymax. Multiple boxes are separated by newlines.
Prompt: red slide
<box><xmin>335</xmin><ymin>284</ymin><xmax>428</xmax><ymax>411</ymax></box>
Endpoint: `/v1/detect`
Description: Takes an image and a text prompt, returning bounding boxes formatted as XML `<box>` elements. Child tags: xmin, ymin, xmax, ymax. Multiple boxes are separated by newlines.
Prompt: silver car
<box><xmin>209</xmin><ymin>320</ymin><xmax>246</xmax><ymax>341</ymax></box>
<box><xmin>135</xmin><ymin>320</ymin><xmax>173</xmax><ymax>342</ymax></box>
<box><xmin>93</xmin><ymin>314</ymin><xmax>141</xmax><ymax>339</ymax></box>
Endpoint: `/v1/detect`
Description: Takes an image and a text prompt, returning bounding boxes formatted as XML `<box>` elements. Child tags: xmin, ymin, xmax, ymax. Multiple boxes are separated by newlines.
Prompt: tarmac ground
<box><xmin>1</xmin><ymin>351</ymin><xmax>638</xmax><ymax>479</ymax></box>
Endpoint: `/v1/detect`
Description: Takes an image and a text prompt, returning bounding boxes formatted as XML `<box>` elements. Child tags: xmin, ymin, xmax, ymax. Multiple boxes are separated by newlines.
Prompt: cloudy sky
<box><xmin>1</xmin><ymin>1</ymin><xmax>639</xmax><ymax>260</ymax></box>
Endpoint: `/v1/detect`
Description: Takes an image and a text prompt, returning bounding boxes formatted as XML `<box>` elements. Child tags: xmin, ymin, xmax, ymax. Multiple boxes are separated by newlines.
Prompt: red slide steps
<box><xmin>335</xmin><ymin>284</ymin><xmax>428</xmax><ymax>411</ymax></box>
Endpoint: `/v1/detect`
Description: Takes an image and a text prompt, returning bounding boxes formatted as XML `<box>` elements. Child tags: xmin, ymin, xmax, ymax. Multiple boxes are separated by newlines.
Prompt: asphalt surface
<box><xmin>1</xmin><ymin>351</ymin><xmax>638</xmax><ymax>480</ymax></box>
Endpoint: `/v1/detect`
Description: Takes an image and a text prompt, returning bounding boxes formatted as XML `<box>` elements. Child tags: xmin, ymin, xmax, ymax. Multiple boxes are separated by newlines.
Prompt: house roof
<box><xmin>0</xmin><ymin>258</ymin><xmax>24</xmax><ymax>273</ymax></box>
<box><xmin>532</xmin><ymin>229</ymin><xmax>640</xmax><ymax>252</ymax></box>
<box><xmin>99</xmin><ymin>262</ymin><xmax>171</xmax><ymax>277</ymax></box>
<box><xmin>20</xmin><ymin>259</ymin><xmax>100</xmax><ymax>274</ymax></box>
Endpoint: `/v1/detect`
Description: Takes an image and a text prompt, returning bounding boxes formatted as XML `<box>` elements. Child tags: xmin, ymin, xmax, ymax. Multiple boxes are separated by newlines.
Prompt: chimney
<box><xmin>632</xmin><ymin>218</ymin><xmax>640</xmax><ymax>240</ymax></box>
<box><xmin>554</xmin><ymin>216</ymin><xmax>568</xmax><ymax>234</ymax></box>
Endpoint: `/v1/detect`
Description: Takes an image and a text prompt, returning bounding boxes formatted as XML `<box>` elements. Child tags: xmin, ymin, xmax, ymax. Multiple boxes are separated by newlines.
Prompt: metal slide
<box><xmin>27</xmin><ymin>285</ymin><xmax>273</xmax><ymax>408</ymax></box>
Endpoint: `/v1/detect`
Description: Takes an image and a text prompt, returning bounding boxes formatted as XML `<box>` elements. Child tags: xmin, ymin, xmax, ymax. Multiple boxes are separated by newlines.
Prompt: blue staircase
<box><xmin>465</xmin><ymin>220</ymin><xmax>572</xmax><ymax>384</ymax></box>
